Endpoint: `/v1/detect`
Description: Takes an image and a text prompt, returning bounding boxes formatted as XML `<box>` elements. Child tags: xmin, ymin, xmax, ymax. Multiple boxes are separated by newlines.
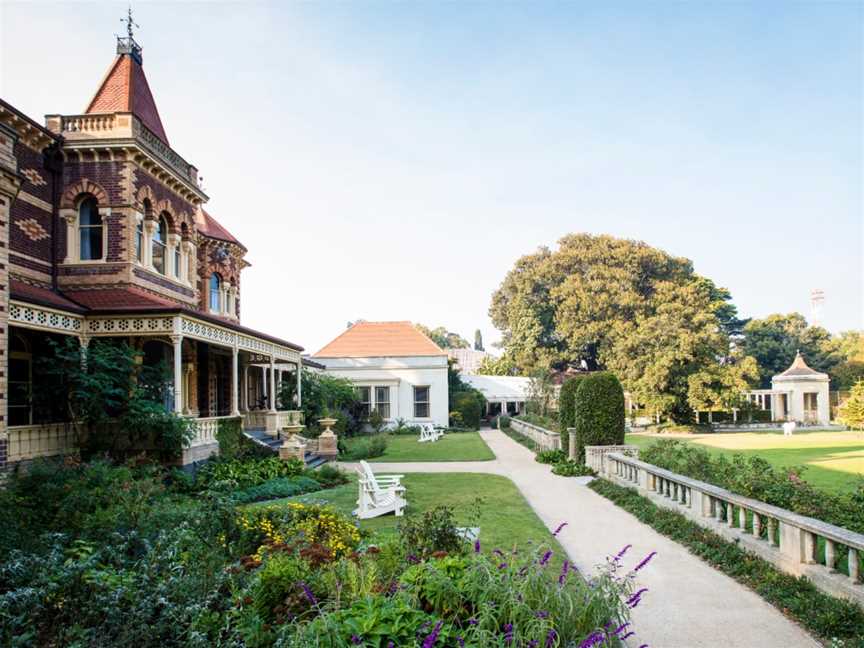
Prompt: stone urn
<box><xmin>279</xmin><ymin>423</ymin><xmax>306</xmax><ymax>462</ymax></box>
<box><xmin>317</xmin><ymin>417</ymin><xmax>339</xmax><ymax>458</ymax></box>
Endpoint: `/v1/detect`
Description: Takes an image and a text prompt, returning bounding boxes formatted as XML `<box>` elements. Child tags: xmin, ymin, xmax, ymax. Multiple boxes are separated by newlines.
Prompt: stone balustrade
<box><xmin>510</xmin><ymin>417</ymin><xmax>561</xmax><ymax>452</ymax></box>
<box><xmin>6</xmin><ymin>423</ymin><xmax>78</xmax><ymax>463</ymax></box>
<box><xmin>604</xmin><ymin>451</ymin><xmax>864</xmax><ymax>604</ymax></box>
<box><xmin>583</xmin><ymin>444</ymin><xmax>638</xmax><ymax>471</ymax></box>
<box><xmin>243</xmin><ymin>411</ymin><xmax>268</xmax><ymax>430</ymax></box>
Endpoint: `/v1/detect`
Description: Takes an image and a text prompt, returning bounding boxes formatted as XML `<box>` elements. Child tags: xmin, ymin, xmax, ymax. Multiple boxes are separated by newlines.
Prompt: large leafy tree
<box><xmin>741</xmin><ymin>313</ymin><xmax>841</xmax><ymax>388</ymax></box>
<box><xmin>489</xmin><ymin>234</ymin><xmax>752</xmax><ymax>420</ymax></box>
<box><xmin>416</xmin><ymin>324</ymin><xmax>470</xmax><ymax>349</ymax></box>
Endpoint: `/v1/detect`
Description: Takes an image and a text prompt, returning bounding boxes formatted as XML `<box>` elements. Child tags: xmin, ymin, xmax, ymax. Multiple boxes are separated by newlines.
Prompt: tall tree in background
<box><xmin>416</xmin><ymin>324</ymin><xmax>470</xmax><ymax>349</ymax></box>
<box><xmin>741</xmin><ymin>313</ymin><xmax>841</xmax><ymax>388</ymax></box>
<box><xmin>489</xmin><ymin>234</ymin><xmax>752</xmax><ymax>420</ymax></box>
<box><xmin>474</xmin><ymin>329</ymin><xmax>484</xmax><ymax>351</ymax></box>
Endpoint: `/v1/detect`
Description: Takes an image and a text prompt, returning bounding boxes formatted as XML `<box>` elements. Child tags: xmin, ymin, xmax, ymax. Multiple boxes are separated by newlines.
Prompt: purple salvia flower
<box><xmin>493</xmin><ymin>549</ymin><xmax>505</xmax><ymax>557</ymax></box>
<box><xmin>502</xmin><ymin>623</ymin><xmax>514</xmax><ymax>644</ymax></box>
<box><xmin>298</xmin><ymin>581</ymin><xmax>317</xmax><ymax>606</ymax></box>
<box><xmin>422</xmin><ymin>620</ymin><xmax>444</xmax><ymax>648</ymax></box>
<box><xmin>633</xmin><ymin>551</ymin><xmax>657</xmax><ymax>572</ymax></box>
<box><xmin>528</xmin><ymin>641</ymin><xmax>539</xmax><ymax>648</ymax></box>
<box><xmin>558</xmin><ymin>560</ymin><xmax>569</xmax><ymax>586</ymax></box>
<box><xmin>457</xmin><ymin>637</ymin><xmax>465</xmax><ymax>648</ymax></box>
<box><xmin>552</xmin><ymin>522</ymin><xmax>568</xmax><ymax>536</ymax></box>
<box><xmin>474</xmin><ymin>539</ymin><xmax>481</xmax><ymax>553</ymax></box>
<box><xmin>545</xmin><ymin>629</ymin><xmax>558</xmax><ymax>647</ymax></box>
<box><xmin>578</xmin><ymin>631</ymin><xmax>606</xmax><ymax>648</ymax></box>
<box><xmin>408</xmin><ymin>554</ymin><xmax>420</xmax><ymax>564</ymax></box>
<box><xmin>388</xmin><ymin>643</ymin><xmax>395</xmax><ymax>648</ymax></box>
<box><xmin>468</xmin><ymin>618</ymin><xmax>478</xmax><ymax>626</ymax></box>
<box><xmin>351</xmin><ymin>636</ymin><xmax>361</xmax><ymax>645</ymax></box>
<box><xmin>540</xmin><ymin>550</ymin><xmax>553</xmax><ymax>566</ymax></box>
<box><xmin>612</xmin><ymin>623</ymin><xmax>630</xmax><ymax>636</ymax></box>
<box><xmin>615</xmin><ymin>544</ymin><xmax>632</xmax><ymax>560</ymax></box>
<box><xmin>638</xmin><ymin>645</ymin><xmax>649</xmax><ymax>648</ymax></box>
<box><xmin>621</xmin><ymin>632</ymin><xmax>635</xmax><ymax>640</ymax></box>
<box><xmin>626</xmin><ymin>588</ymin><xmax>648</xmax><ymax>607</ymax></box>
<box><xmin>535</xmin><ymin>610</ymin><xmax>549</xmax><ymax>619</ymax></box>
<box><xmin>499</xmin><ymin>562</ymin><xmax>508</xmax><ymax>569</ymax></box>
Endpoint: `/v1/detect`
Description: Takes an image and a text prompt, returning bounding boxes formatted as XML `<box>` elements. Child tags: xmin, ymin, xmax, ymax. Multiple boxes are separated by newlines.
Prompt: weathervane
<box><xmin>121</xmin><ymin>6</ymin><xmax>139</xmax><ymax>40</ymax></box>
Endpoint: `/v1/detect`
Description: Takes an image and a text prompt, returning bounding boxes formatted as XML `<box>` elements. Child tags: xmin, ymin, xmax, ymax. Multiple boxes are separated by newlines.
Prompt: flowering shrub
<box><xmin>239</xmin><ymin>502</ymin><xmax>362</xmax><ymax>560</ymax></box>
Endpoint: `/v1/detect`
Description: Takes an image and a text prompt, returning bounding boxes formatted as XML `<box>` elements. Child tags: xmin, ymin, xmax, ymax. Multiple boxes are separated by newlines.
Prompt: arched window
<box><xmin>152</xmin><ymin>214</ymin><xmax>168</xmax><ymax>274</ymax></box>
<box><xmin>136</xmin><ymin>199</ymin><xmax>151</xmax><ymax>263</ymax></box>
<box><xmin>79</xmin><ymin>196</ymin><xmax>103</xmax><ymax>261</ymax></box>
<box><xmin>209</xmin><ymin>273</ymin><xmax>222</xmax><ymax>312</ymax></box>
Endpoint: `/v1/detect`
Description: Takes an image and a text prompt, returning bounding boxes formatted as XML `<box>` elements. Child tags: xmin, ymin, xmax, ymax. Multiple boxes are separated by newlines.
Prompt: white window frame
<box><xmin>413</xmin><ymin>385</ymin><xmax>431</xmax><ymax>419</ymax></box>
<box><xmin>209</xmin><ymin>273</ymin><xmax>222</xmax><ymax>314</ymax></box>
<box><xmin>60</xmin><ymin>203</ymin><xmax>110</xmax><ymax>264</ymax></box>
<box><xmin>356</xmin><ymin>386</ymin><xmax>371</xmax><ymax>418</ymax></box>
<box><xmin>374</xmin><ymin>385</ymin><xmax>391</xmax><ymax>419</ymax></box>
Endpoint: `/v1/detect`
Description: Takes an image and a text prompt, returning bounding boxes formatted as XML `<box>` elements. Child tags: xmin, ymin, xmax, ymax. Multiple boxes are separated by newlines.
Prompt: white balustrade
<box><xmin>6</xmin><ymin>423</ymin><xmax>78</xmax><ymax>462</ymax></box>
<box><xmin>603</xmin><ymin>452</ymin><xmax>864</xmax><ymax>604</ymax></box>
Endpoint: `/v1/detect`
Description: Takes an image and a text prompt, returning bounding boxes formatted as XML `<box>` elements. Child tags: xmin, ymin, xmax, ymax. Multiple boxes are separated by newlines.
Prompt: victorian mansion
<box><xmin>0</xmin><ymin>33</ymin><xmax>304</xmax><ymax>469</ymax></box>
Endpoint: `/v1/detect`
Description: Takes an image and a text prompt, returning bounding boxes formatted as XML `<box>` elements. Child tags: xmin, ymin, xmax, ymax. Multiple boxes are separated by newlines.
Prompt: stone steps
<box><xmin>242</xmin><ymin>428</ymin><xmax>328</xmax><ymax>469</ymax></box>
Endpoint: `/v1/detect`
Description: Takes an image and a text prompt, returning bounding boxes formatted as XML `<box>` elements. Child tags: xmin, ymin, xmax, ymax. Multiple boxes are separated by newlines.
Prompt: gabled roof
<box><xmin>776</xmin><ymin>352</ymin><xmax>828</xmax><ymax>379</ymax></box>
<box><xmin>313</xmin><ymin>321</ymin><xmax>446</xmax><ymax>358</ymax></box>
<box><xmin>63</xmin><ymin>286</ymin><xmax>179</xmax><ymax>312</ymax></box>
<box><xmin>85</xmin><ymin>53</ymin><xmax>169</xmax><ymax>144</ymax></box>
<box><xmin>197</xmin><ymin>209</ymin><xmax>245</xmax><ymax>248</ymax></box>
<box><xmin>10</xmin><ymin>279</ymin><xmax>87</xmax><ymax>313</ymax></box>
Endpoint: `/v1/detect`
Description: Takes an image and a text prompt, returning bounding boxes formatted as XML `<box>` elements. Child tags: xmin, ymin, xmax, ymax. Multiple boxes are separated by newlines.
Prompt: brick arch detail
<box><xmin>135</xmin><ymin>184</ymin><xmax>157</xmax><ymax>211</ymax></box>
<box><xmin>61</xmin><ymin>179</ymin><xmax>108</xmax><ymax>209</ymax></box>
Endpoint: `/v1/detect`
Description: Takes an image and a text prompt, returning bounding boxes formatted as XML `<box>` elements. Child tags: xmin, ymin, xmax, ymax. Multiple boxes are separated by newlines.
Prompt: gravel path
<box><xmin>341</xmin><ymin>428</ymin><xmax>817</xmax><ymax>648</ymax></box>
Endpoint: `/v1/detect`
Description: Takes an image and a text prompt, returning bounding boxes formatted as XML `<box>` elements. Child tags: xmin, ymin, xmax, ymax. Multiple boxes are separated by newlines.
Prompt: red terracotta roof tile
<box><xmin>314</xmin><ymin>321</ymin><xmax>446</xmax><ymax>358</ymax></box>
<box><xmin>197</xmin><ymin>209</ymin><xmax>244</xmax><ymax>248</ymax></box>
<box><xmin>86</xmin><ymin>54</ymin><xmax>169</xmax><ymax>144</ymax></box>
<box><xmin>10</xmin><ymin>280</ymin><xmax>87</xmax><ymax>312</ymax></box>
<box><xmin>63</xmin><ymin>286</ymin><xmax>181</xmax><ymax>312</ymax></box>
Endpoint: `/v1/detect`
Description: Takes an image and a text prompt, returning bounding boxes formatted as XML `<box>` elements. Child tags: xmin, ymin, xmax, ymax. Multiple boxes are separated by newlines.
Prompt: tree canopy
<box><xmin>416</xmin><ymin>324</ymin><xmax>470</xmax><ymax>349</ymax></box>
<box><xmin>740</xmin><ymin>313</ymin><xmax>842</xmax><ymax>388</ymax></box>
<box><xmin>489</xmin><ymin>233</ymin><xmax>753</xmax><ymax>420</ymax></box>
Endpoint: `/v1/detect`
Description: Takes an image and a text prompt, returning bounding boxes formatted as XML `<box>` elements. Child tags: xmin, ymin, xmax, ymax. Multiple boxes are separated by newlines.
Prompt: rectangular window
<box><xmin>413</xmin><ymin>386</ymin><xmax>430</xmax><ymax>419</ymax></box>
<box><xmin>803</xmin><ymin>393</ymin><xmax>818</xmax><ymax>411</ymax></box>
<box><xmin>375</xmin><ymin>386</ymin><xmax>390</xmax><ymax>419</ymax></box>
<box><xmin>356</xmin><ymin>386</ymin><xmax>371</xmax><ymax>418</ymax></box>
<box><xmin>135</xmin><ymin>224</ymin><xmax>143</xmax><ymax>262</ymax></box>
<box><xmin>174</xmin><ymin>247</ymin><xmax>181</xmax><ymax>278</ymax></box>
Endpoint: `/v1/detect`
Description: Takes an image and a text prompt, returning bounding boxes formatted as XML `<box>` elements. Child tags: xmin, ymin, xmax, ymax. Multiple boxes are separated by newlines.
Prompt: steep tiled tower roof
<box><xmin>85</xmin><ymin>38</ymin><xmax>169</xmax><ymax>144</ymax></box>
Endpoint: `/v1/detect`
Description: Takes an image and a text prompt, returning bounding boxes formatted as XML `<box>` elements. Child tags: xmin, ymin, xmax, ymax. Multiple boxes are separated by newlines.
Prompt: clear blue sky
<box><xmin>1</xmin><ymin>1</ymin><xmax>861</xmax><ymax>352</ymax></box>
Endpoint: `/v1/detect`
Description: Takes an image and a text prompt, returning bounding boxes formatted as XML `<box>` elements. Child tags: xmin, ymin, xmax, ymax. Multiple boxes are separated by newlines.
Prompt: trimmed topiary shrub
<box><xmin>558</xmin><ymin>375</ymin><xmax>585</xmax><ymax>454</ymax></box>
<box><xmin>573</xmin><ymin>371</ymin><xmax>625</xmax><ymax>462</ymax></box>
<box><xmin>452</xmin><ymin>392</ymin><xmax>482</xmax><ymax>430</ymax></box>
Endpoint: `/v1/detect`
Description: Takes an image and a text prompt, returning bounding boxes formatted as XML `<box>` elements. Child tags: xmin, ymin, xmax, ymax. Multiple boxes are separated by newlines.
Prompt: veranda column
<box><xmin>231</xmin><ymin>345</ymin><xmax>240</xmax><ymax>417</ymax></box>
<box><xmin>296</xmin><ymin>361</ymin><xmax>302</xmax><ymax>407</ymax></box>
<box><xmin>171</xmin><ymin>334</ymin><xmax>183</xmax><ymax>414</ymax></box>
<box><xmin>269</xmin><ymin>357</ymin><xmax>277</xmax><ymax>412</ymax></box>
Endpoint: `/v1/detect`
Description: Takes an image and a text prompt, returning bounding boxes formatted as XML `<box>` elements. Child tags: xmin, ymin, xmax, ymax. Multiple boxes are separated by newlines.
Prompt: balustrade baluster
<box><xmin>825</xmin><ymin>540</ymin><xmax>837</xmax><ymax>572</ymax></box>
<box><xmin>767</xmin><ymin>518</ymin><xmax>778</xmax><ymax>546</ymax></box>
<box><xmin>753</xmin><ymin>514</ymin><xmax>762</xmax><ymax>539</ymax></box>
<box><xmin>803</xmin><ymin>532</ymin><xmax>817</xmax><ymax>564</ymax></box>
<box><xmin>727</xmin><ymin>503</ymin><xmax>735</xmax><ymax>527</ymax></box>
<box><xmin>739</xmin><ymin>506</ymin><xmax>747</xmax><ymax>532</ymax></box>
<box><xmin>849</xmin><ymin>548</ymin><xmax>860</xmax><ymax>583</ymax></box>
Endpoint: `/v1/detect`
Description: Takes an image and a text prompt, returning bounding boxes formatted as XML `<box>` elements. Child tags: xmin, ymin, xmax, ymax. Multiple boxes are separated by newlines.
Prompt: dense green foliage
<box><xmin>589</xmin><ymin>479</ymin><xmax>864</xmax><ymax>646</ymax></box>
<box><xmin>639</xmin><ymin>440</ymin><xmax>864</xmax><ymax>534</ymax></box>
<box><xmin>195</xmin><ymin>456</ymin><xmax>306</xmax><ymax>490</ymax></box>
<box><xmin>573</xmin><ymin>372</ymin><xmax>625</xmax><ymax>462</ymax></box>
<box><xmin>339</xmin><ymin>434</ymin><xmax>388</xmax><ymax>460</ymax></box>
<box><xmin>741</xmin><ymin>313</ymin><xmax>842</xmax><ymax>388</ymax></box>
<box><xmin>416</xmin><ymin>323</ymin><xmax>470</xmax><ymax>349</ymax></box>
<box><xmin>451</xmin><ymin>392</ymin><xmax>482</xmax><ymax>430</ymax></box>
<box><xmin>551</xmin><ymin>461</ymin><xmax>597</xmax><ymax>477</ymax></box>
<box><xmin>0</xmin><ymin>457</ymin><xmax>636</xmax><ymax>647</ymax></box>
<box><xmin>838</xmin><ymin>381</ymin><xmax>864</xmax><ymax>430</ymax></box>
<box><xmin>557</xmin><ymin>375</ymin><xmax>584</xmax><ymax>453</ymax></box>
<box><xmin>280</xmin><ymin>369</ymin><xmax>362</xmax><ymax>435</ymax></box>
<box><xmin>516</xmin><ymin>412</ymin><xmax>560</xmax><ymax>432</ymax></box>
<box><xmin>489</xmin><ymin>234</ymin><xmax>752</xmax><ymax>420</ymax></box>
<box><xmin>230</xmin><ymin>476</ymin><xmax>330</xmax><ymax>504</ymax></box>
<box><xmin>535</xmin><ymin>449</ymin><xmax>567</xmax><ymax>465</ymax></box>
<box><xmin>39</xmin><ymin>337</ymin><xmax>194</xmax><ymax>460</ymax></box>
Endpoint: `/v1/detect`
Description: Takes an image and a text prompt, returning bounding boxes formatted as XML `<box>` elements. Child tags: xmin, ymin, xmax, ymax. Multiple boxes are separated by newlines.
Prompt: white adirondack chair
<box><xmin>418</xmin><ymin>426</ymin><xmax>437</xmax><ymax>443</ymax></box>
<box><xmin>354</xmin><ymin>460</ymin><xmax>407</xmax><ymax>519</ymax></box>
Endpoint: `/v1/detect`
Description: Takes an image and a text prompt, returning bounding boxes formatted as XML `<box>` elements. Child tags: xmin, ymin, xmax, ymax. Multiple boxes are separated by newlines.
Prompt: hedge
<box><xmin>558</xmin><ymin>375</ymin><xmax>585</xmax><ymax>454</ymax></box>
<box><xmin>573</xmin><ymin>371</ymin><xmax>625</xmax><ymax>461</ymax></box>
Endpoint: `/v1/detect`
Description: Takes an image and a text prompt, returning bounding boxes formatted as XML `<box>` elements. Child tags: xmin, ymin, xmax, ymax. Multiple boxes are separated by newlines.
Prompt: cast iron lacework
<box><xmin>87</xmin><ymin>317</ymin><xmax>174</xmax><ymax>335</ymax></box>
<box><xmin>10</xmin><ymin>303</ymin><xmax>83</xmax><ymax>333</ymax></box>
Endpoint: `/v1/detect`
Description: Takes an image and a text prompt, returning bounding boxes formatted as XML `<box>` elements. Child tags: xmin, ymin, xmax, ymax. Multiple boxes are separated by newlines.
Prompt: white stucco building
<box><xmin>743</xmin><ymin>352</ymin><xmax>832</xmax><ymax>425</ymax></box>
<box><xmin>447</xmin><ymin>348</ymin><xmax>492</xmax><ymax>375</ymax></box>
<box><xmin>313</xmin><ymin>321</ymin><xmax>449</xmax><ymax>428</ymax></box>
<box><xmin>461</xmin><ymin>374</ymin><xmax>531</xmax><ymax>416</ymax></box>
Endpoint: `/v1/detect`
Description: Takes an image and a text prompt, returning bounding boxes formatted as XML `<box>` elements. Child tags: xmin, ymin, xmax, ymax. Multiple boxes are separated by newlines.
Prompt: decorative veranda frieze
<box><xmin>8</xmin><ymin>301</ymin><xmax>300</xmax><ymax>363</ymax></box>
<box><xmin>9</xmin><ymin>301</ymin><xmax>84</xmax><ymax>335</ymax></box>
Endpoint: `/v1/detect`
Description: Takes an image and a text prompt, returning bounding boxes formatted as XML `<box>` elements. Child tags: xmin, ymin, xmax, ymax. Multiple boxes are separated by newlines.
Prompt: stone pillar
<box><xmin>231</xmin><ymin>346</ymin><xmax>240</xmax><ymax>417</ymax></box>
<box><xmin>269</xmin><ymin>357</ymin><xmax>277</xmax><ymax>413</ymax></box>
<box><xmin>567</xmin><ymin>428</ymin><xmax>577</xmax><ymax>461</ymax></box>
<box><xmin>778</xmin><ymin>522</ymin><xmax>805</xmax><ymax>570</ymax></box>
<box><xmin>171</xmin><ymin>335</ymin><xmax>183</xmax><ymax>414</ymax></box>
<box><xmin>296</xmin><ymin>362</ymin><xmax>302</xmax><ymax>407</ymax></box>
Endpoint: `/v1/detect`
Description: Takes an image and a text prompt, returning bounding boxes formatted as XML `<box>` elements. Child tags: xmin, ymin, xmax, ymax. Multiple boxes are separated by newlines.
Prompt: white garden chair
<box><xmin>418</xmin><ymin>425</ymin><xmax>440</xmax><ymax>443</ymax></box>
<box><xmin>353</xmin><ymin>460</ymin><xmax>407</xmax><ymax>519</ymax></box>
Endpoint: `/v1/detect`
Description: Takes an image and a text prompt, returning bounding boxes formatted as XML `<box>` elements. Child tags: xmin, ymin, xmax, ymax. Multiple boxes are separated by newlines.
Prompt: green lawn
<box><xmin>344</xmin><ymin>432</ymin><xmax>495</xmax><ymax>462</ymax></box>
<box><xmin>625</xmin><ymin>429</ymin><xmax>864</xmax><ymax>494</ymax></box>
<box><xmin>265</xmin><ymin>473</ymin><xmax>565</xmax><ymax>565</ymax></box>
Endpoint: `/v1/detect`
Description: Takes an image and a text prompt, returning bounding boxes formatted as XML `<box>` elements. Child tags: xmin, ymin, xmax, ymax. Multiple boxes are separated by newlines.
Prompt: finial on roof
<box><xmin>116</xmin><ymin>5</ymin><xmax>143</xmax><ymax>63</ymax></box>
